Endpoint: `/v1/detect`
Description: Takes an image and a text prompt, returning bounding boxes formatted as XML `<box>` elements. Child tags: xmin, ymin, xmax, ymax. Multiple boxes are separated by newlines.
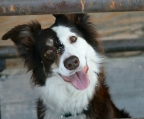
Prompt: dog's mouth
<box><xmin>60</xmin><ymin>65</ymin><xmax>89</xmax><ymax>90</ymax></box>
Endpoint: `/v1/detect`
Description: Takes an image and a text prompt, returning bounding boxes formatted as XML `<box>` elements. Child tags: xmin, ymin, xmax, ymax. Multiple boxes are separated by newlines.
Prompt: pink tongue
<box><xmin>69</xmin><ymin>70</ymin><xmax>89</xmax><ymax>90</ymax></box>
<box><xmin>60</xmin><ymin>65</ymin><xmax>89</xmax><ymax>90</ymax></box>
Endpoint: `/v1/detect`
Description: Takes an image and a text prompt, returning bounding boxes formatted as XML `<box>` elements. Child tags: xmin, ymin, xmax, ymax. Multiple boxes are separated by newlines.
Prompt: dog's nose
<box><xmin>64</xmin><ymin>56</ymin><xmax>79</xmax><ymax>70</ymax></box>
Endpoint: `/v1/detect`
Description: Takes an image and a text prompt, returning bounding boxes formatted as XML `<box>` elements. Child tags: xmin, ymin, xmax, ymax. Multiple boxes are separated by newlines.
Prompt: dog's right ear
<box><xmin>2</xmin><ymin>20</ymin><xmax>41</xmax><ymax>47</ymax></box>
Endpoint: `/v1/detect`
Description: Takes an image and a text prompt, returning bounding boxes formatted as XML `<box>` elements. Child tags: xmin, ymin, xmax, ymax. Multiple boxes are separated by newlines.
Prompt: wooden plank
<box><xmin>0</xmin><ymin>12</ymin><xmax>144</xmax><ymax>46</ymax></box>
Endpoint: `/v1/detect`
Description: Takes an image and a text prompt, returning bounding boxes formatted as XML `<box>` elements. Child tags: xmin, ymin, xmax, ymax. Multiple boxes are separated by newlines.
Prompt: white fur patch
<box><xmin>46</xmin><ymin>39</ymin><xmax>54</xmax><ymax>46</ymax></box>
<box><xmin>35</xmin><ymin>26</ymin><xmax>103</xmax><ymax>119</ymax></box>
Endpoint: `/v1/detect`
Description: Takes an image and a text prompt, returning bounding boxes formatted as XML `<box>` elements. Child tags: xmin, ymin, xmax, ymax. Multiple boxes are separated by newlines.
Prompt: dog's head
<box><xmin>50</xmin><ymin>14</ymin><xmax>104</xmax><ymax>90</ymax></box>
<box><xmin>2</xmin><ymin>14</ymin><xmax>103</xmax><ymax>91</ymax></box>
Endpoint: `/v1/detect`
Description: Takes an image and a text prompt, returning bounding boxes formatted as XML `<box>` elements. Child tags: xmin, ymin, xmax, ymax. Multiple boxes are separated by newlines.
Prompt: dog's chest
<box><xmin>37</xmin><ymin>76</ymin><xmax>88</xmax><ymax>112</ymax></box>
<box><xmin>36</xmin><ymin>69</ymin><xmax>98</xmax><ymax>115</ymax></box>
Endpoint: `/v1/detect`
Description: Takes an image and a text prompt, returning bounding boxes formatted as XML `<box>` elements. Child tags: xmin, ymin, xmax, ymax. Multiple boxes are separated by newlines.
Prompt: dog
<box><xmin>2</xmin><ymin>14</ymin><xmax>130</xmax><ymax>119</ymax></box>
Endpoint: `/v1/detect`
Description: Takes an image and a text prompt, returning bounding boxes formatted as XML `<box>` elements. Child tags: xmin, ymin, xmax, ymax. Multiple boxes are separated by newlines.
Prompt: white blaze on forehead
<box><xmin>46</xmin><ymin>39</ymin><xmax>54</xmax><ymax>46</ymax></box>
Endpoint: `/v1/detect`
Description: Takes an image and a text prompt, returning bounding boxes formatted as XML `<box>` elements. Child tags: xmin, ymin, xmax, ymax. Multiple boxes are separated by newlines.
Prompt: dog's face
<box><xmin>49</xmin><ymin>14</ymin><xmax>103</xmax><ymax>91</ymax></box>
<box><xmin>2</xmin><ymin>14</ymin><xmax>103</xmax><ymax>91</ymax></box>
<box><xmin>51</xmin><ymin>26</ymin><xmax>90</xmax><ymax>90</ymax></box>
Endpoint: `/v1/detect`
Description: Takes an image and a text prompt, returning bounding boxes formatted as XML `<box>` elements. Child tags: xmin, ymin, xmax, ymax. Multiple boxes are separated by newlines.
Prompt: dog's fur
<box><xmin>2</xmin><ymin>14</ymin><xmax>130</xmax><ymax>119</ymax></box>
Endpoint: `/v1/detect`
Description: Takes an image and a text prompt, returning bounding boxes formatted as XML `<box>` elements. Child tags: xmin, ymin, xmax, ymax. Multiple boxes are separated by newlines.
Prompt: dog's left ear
<box><xmin>2</xmin><ymin>21</ymin><xmax>42</xmax><ymax>71</ymax></box>
<box><xmin>2</xmin><ymin>20</ymin><xmax>41</xmax><ymax>46</ymax></box>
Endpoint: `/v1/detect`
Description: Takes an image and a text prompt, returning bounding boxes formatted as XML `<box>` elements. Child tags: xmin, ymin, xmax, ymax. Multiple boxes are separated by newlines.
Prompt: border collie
<box><xmin>2</xmin><ymin>14</ymin><xmax>130</xmax><ymax>119</ymax></box>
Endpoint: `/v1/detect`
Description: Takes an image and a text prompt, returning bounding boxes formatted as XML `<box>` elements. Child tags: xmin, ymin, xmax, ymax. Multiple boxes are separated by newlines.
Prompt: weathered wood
<box><xmin>102</xmin><ymin>38</ymin><xmax>144</xmax><ymax>53</ymax></box>
<box><xmin>0</xmin><ymin>59</ymin><xmax>5</xmax><ymax>72</ymax></box>
<box><xmin>0</xmin><ymin>0</ymin><xmax>144</xmax><ymax>16</ymax></box>
<box><xmin>0</xmin><ymin>12</ymin><xmax>144</xmax><ymax>46</ymax></box>
<box><xmin>0</xmin><ymin>46</ymin><xmax>18</xmax><ymax>58</ymax></box>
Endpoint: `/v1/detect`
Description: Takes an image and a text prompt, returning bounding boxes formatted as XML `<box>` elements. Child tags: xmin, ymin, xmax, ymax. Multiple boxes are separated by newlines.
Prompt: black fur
<box><xmin>37</xmin><ymin>99</ymin><xmax>46</xmax><ymax>119</ymax></box>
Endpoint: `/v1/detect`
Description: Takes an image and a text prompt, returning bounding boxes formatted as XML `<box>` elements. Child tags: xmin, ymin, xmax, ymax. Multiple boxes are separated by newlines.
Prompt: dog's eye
<box><xmin>69</xmin><ymin>36</ymin><xmax>77</xmax><ymax>43</ymax></box>
<box><xmin>44</xmin><ymin>49</ymin><xmax>55</xmax><ymax>61</ymax></box>
<box><xmin>44</xmin><ymin>49</ymin><xmax>54</xmax><ymax>57</ymax></box>
<box><xmin>47</xmin><ymin>50</ymin><xmax>53</xmax><ymax>55</ymax></box>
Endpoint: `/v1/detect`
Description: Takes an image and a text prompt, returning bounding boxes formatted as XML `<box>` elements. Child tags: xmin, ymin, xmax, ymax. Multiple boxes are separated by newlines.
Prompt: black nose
<box><xmin>64</xmin><ymin>56</ymin><xmax>79</xmax><ymax>70</ymax></box>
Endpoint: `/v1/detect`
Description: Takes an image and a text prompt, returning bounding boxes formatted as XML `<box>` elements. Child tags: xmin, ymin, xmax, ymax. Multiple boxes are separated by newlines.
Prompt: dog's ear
<box><xmin>52</xmin><ymin>14</ymin><xmax>65</xmax><ymax>19</ymax></box>
<box><xmin>52</xmin><ymin>14</ymin><xmax>69</xmax><ymax>24</ymax></box>
<box><xmin>66</xmin><ymin>14</ymin><xmax>90</xmax><ymax>25</ymax></box>
<box><xmin>2</xmin><ymin>20</ymin><xmax>42</xmax><ymax>71</ymax></box>
<box><xmin>2</xmin><ymin>20</ymin><xmax>41</xmax><ymax>46</ymax></box>
<box><xmin>53</xmin><ymin>14</ymin><xmax>90</xmax><ymax>26</ymax></box>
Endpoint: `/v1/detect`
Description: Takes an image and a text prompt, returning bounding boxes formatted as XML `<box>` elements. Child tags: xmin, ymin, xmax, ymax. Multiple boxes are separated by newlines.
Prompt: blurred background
<box><xmin>0</xmin><ymin>12</ymin><xmax>144</xmax><ymax>119</ymax></box>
